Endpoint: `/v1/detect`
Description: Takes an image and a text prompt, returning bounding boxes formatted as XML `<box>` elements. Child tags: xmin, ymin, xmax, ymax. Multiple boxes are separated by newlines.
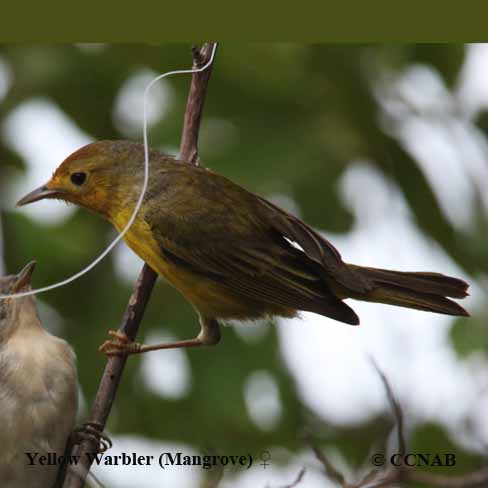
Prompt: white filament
<box><xmin>1</xmin><ymin>43</ymin><xmax>218</xmax><ymax>299</ymax></box>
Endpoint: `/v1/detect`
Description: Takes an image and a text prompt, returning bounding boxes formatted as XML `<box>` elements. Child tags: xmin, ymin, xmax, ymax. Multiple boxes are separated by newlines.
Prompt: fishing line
<box><xmin>0</xmin><ymin>43</ymin><xmax>218</xmax><ymax>299</ymax></box>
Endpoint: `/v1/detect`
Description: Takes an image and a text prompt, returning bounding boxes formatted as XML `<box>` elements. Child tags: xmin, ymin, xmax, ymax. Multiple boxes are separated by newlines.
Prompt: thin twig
<box><xmin>359</xmin><ymin>465</ymin><xmax>488</xmax><ymax>488</ymax></box>
<box><xmin>355</xmin><ymin>361</ymin><xmax>488</xmax><ymax>488</ymax></box>
<box><xmin>369</xmin><ymin>357</ymin><xmax>406</xmax><ymax>457</ymax></box>
<box><xmin>280</xmin><ymin>467</ymin><xmax>306</xmax><ymax>488</ymax></box>
<box><xmin>354</xmin><ymin>468</ymin><xmax>382</xmax><ymax>487</ymax></box>
<box><xmin>308</xmin><ymin>438</ymin><xmax>346</xmax><ymax>486</ymax></box>
<box><xmin>359</xmin><ymin>473</ymin><xmax>399</xmax><ymax>488</ymax></box>
<box><xmin>62</xmin><ymin>42</ymin><xmax>217</xmax><ymax>488</ymax></box>
<box><xmin>352</xmin><ymin>360</ymin><xmax>408</xmax><ymax>488</ymax></box>
<box><xmin>407</xmin><ymin>466</ymin><xmax>488</xmax><ymax>487</ymax></box>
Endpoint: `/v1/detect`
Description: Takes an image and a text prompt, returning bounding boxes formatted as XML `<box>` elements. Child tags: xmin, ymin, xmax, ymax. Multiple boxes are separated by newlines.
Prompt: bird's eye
<box><xmin>70</xmin><ymin>172</ymin><xmax>87</xmax><ymax>186</ymax></box>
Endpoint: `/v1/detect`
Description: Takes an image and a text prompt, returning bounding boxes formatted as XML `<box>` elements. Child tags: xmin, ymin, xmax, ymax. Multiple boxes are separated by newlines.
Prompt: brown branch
<box><xmin>62</xmin><ymin>42</ymin><xmax>218</xmax><ymax>488</ymax></box>
<box><xmin>308</xmin><ymin>437</ymin><xmax>348</xmax><ymax>487</ymax></box>
<box><xmin>354</xmin><ymin>468</ymin><xmax>382</xmax><ymax>488</ymax></box>
<box><xmin>353</xmin><ymin>361</ymin><xmax>408</xmax><ymax>488</ymax></box>
<box><xmin>180</xmin><ymin>42</ymin><xmax>217</xmax><ymax>164</ymax></box>
<box><xmin>359</xmin><ymin>470</ymin><xmax>405</xmax><ymax>488</ymax></box>
<box><xmin>369</xmin><ymin>357</ymin><xmax>406</xmax><ymax>456</ymax></box>
<box><xmin>280</xmin><ymin>467</ymin><xmax>306</xmax><ymax>488</ymax></box>
<box><xmin>406</xmin><ymin>466</ymin><xmax>488</xmax><ymax>487</ymax></box>
<box><xmin>303</xmin><ymin>364</ymin><xmax>412</xmax><ymax>488</ymax></box>
<box><xmin>306</xmin><ymin>362</ymin><xmax>488</xmax><ymax>488</ymax></box>
<box><xmin>359</xmin><ymin>465</ymin><xmax>488</xmax><ymax>488</ymax></box>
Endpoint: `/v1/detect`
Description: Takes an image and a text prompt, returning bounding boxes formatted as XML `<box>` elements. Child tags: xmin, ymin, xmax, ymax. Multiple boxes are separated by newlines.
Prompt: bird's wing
<box><xmin>254</xmin><ymin>195</ymin><xmax>372</xmax><ymax>294</ymax></box>
<box><xmin>144</xmin><ymin>183</ymin><xmax>362</xmax><ymax>324</ymax></box>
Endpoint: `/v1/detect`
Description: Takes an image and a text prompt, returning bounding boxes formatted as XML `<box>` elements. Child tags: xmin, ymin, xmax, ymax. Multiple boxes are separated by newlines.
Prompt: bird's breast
<box><xmin>112</xmin><ymin>209</ymin><xmax>175</xmax><ymax>278</ymax></box>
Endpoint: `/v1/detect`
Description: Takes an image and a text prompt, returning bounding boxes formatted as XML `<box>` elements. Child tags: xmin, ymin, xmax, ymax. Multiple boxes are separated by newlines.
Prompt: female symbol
<box><xmin>260</xmin><ymin>451</ymin><xmax>271</xmax><ymax>469</ymax></box>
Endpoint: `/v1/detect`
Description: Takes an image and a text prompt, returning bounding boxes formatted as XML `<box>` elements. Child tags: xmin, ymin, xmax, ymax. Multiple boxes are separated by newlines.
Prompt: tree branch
<box><xmin>180</xmin><ymin>42</ymin><xmax>217</xmax><ymax>164</ymax></box>
<box><xmin>369</xmin><ymin>357</ymin><xmax>406</xmax><ymax>456</ymax></box>
<box><xmin>279</xmin><ymin>467</ymin><xmax>306</xmax><ymax>488</ymax></box>
<box><xmin>406</xmin><ymin>467</ymin><xmax>488</xmax><ymax>487</ymax></box>
<box><xmin>360</xmin><ymin>465</ymin><xmax>488</xmax><ymax>488</ymax></box>
<box><xmin>309</xmin><ymin>361</ymin><xmax>488</xmax><ymax>488</ymax></box>
<box><xmin>308</xmin><ymin>437</ymin><xmax>348</xmax><ymax>486</ymax></box>
<box><xmin>62</xmin><ymin>42</ymin><xmax>218</xmax><ymax>488</ymax></box>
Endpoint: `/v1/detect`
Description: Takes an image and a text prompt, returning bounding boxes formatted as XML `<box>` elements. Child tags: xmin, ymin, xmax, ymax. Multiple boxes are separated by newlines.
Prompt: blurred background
<box><xmin>0</xmin><ymin>44</ymin><xmax>487</xmax><ymax>487</ymax></box>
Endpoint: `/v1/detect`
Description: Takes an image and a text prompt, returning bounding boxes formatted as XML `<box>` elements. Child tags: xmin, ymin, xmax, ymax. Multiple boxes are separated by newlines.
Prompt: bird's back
<box><xmin>0</xmin><ymin>328</ymin><xmax>77</xmax><ymax>487</ymax></box>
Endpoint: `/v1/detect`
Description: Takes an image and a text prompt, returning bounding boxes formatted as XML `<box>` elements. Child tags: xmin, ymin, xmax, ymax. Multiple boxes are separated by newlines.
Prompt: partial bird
<box><xmin>17</xmin><ymin>141</ymin><xmax>469</xmax><ymax>355</ymax></box>
<box><xmin>0</xmin><ymin>262</ymin><xmax>78</xmax><ymax>487</ymax></box>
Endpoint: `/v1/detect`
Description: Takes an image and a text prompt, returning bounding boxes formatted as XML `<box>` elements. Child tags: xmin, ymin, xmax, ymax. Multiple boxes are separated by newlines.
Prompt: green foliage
<box><xmin>411</xmin><ymin>423</ymin><xmax>483</xmax><ymax>477</ymax></box>
<box><xmin>450</xmin><ymin>309</ymin><xmax>488</xmax><ymax>358</ymax></box>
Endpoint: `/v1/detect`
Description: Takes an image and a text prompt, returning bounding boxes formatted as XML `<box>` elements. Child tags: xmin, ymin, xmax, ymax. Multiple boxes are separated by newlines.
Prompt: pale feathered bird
<box><xmin>0</xmin><ymin>262</ymin><xmax>78</xmax><ymax>488</ymax></box>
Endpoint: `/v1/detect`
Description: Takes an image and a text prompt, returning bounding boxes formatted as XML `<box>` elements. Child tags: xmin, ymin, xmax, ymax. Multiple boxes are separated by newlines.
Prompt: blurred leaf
<box><xmin>474</xmin><ymin>108</ymin><xmax>488</xmax><ymax>135</ymax></box>
<box><xmin>450</xmin><ymin>312</ymin><xmax>488</xmax><ymax>358</ymax></box>
<box><xmin>409</xmin><ymin>44</ymin><xmax>465</xmax><ymax>88</ymax></box>
<box><xmin>411</xmin><ymin>423</ymin><xmax>483</xmax><ymax>476</ymax></box>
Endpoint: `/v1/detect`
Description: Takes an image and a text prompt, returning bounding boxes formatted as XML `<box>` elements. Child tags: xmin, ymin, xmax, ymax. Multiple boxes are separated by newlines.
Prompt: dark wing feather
<box><xmin>143</xmin><ymin>167</ymin><xmax>361</xmax><ymax>324</ymax></box>
<box><xmin>254</xmin><ymin>196</ymin><xmax>372</xmax><ymax>294</ymax></box>
<box><xmin>157</xmin><ymin>234</ymin><xmax>359</xmax><ymax>324</ymax></box>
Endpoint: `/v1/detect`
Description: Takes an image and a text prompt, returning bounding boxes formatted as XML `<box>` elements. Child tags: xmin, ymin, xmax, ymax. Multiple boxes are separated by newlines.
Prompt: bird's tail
<box><xmin>348</xmin><ymin>264</ymin><xmax>470</xmax><ymax>317</ymax></box>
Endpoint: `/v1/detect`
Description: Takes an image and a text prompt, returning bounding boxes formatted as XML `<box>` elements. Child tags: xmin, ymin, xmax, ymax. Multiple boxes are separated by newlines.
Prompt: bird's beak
<box><xmin>16</xmin><ymin>183</ymin><xmax>63</xmax><ymax>207</ymax></box>
<box><xmin>12</xmin><ymin>261</ymin><xmax>36</xmax><ymax>292</ymax></box>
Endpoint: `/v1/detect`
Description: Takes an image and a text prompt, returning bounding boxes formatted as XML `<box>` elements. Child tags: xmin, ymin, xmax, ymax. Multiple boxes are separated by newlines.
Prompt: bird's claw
<box><xmin>73</xmin><ymin>421</ymin><xmax>112</xmax><ymax>453</ymax></box>
<box><xmin>99</xmin><ymin>330</ymin><xmax>142</xmax><ymax>356</ymax></box>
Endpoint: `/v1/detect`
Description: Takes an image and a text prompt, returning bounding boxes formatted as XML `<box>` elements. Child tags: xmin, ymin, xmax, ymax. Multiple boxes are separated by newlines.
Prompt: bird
<box><xmin>0</xmin><ymin>262</ymin><xmax>78</xmax><ymax>487</ymax></box>
<box><xmin>17</xmin><ymin>140</ymin><xmax>469</xmax><ymax>356</ymax></box>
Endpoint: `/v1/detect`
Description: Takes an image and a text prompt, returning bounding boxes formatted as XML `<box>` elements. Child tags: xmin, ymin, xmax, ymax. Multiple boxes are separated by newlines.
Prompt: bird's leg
<box><xmin>70</xmin><ymin>421</ymin><xmax>113</xmax><ymax>453</ymax></box>
<box><xmin>99</xmin><ymin>316</ymin><xmax>221</xmax><ymax>356</ymax></box>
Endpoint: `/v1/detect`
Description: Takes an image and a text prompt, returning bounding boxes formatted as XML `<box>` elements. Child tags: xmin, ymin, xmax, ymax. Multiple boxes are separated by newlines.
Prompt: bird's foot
<box><xmin>72</xmin><ymin>421</ymin><xmax>112</xmax><ymax>453</ymax></box>
<box><xmin>99</xmin><ymin>320</ymin><xmax>220</xmax><ymax>356</ymax></box>
<box><xmin>99</xmin><ymin>330</ymin><xmax>142</xmax><ymax>357</ymax></box>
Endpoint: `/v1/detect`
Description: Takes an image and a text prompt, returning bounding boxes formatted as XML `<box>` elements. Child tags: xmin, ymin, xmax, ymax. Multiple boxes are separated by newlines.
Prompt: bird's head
<box><xmin>0</xmin><ymin>261</ymin><xmax>37</xmax><ymax>334</ymax></box>
<box><xmin>16</xmin><ymin>140</ymin><xmax>146</xmax><ymax>218</ymax></box>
